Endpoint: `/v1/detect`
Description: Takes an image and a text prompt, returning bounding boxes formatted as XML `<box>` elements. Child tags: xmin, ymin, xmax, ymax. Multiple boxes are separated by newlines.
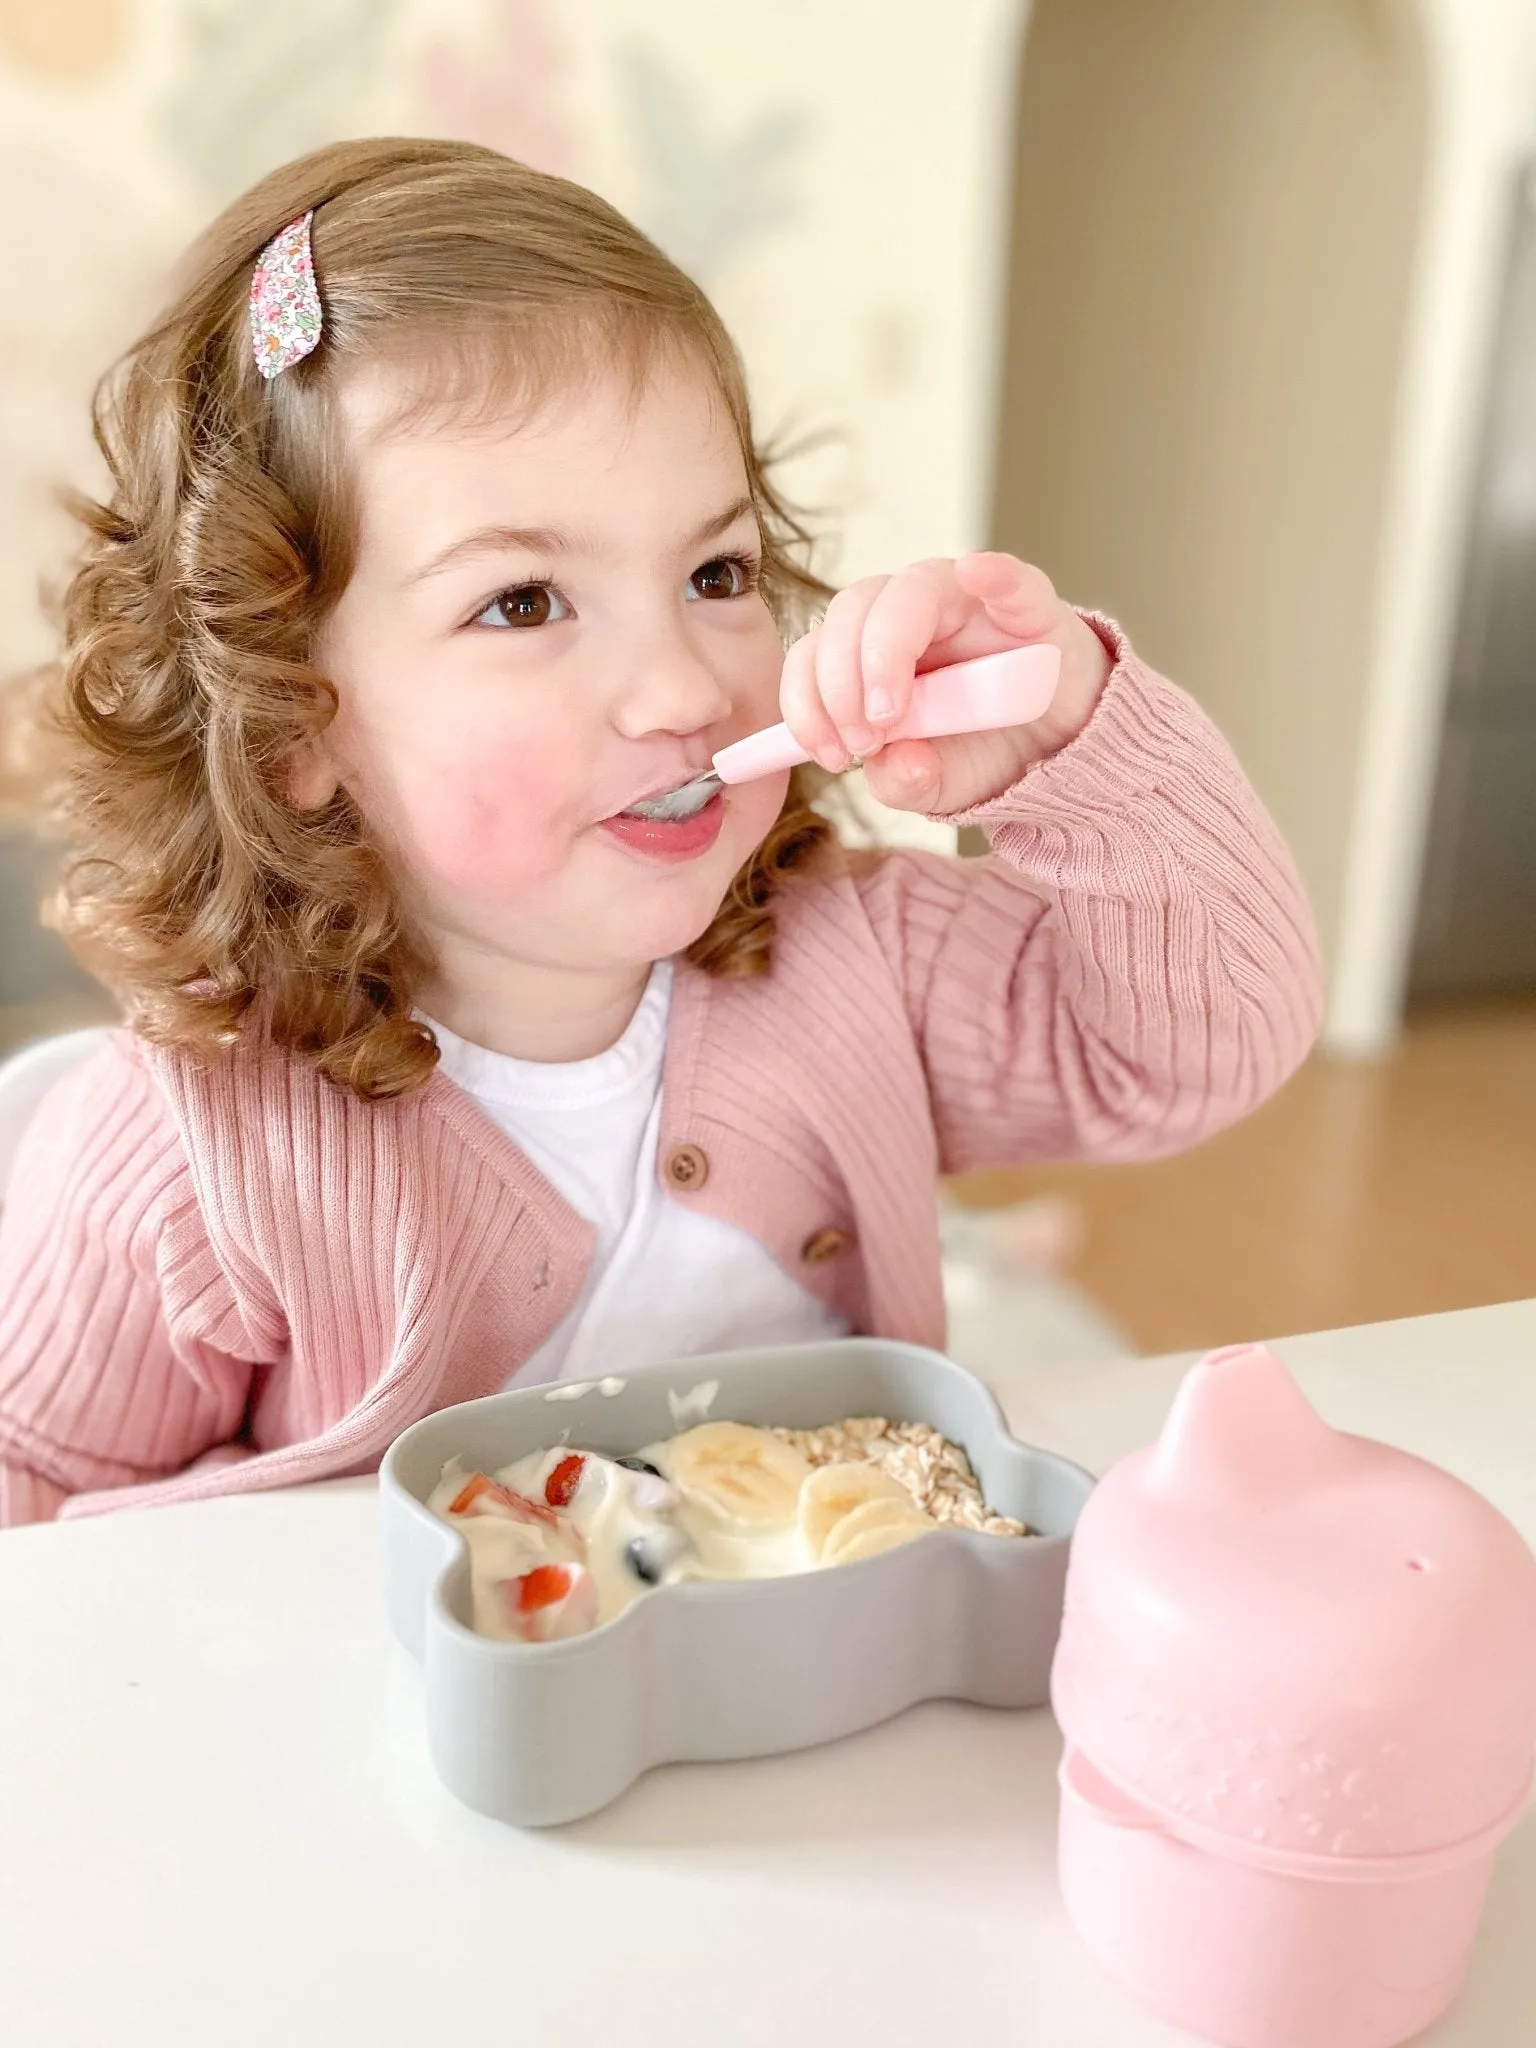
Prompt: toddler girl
<box><xmin>0</xmin><ymin>138</ymin><xmax>1322</xmax><ymax>1528</ymax></box>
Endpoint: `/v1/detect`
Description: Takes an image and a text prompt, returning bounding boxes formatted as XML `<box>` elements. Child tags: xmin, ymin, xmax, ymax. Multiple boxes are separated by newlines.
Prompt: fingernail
<box><xmin>867</xmin><ymin>688</ymin><xmax>894</xmax><ymax>723</ymax></box>
<box><xmin>816</xmin><ymin>745</ymin><xmax>848</xmax><ymax>773</ymax></box>
<box><xmin>846</xmin><ymin>725</ymin><xmax>876</xmax><ymax>755</ymax></box>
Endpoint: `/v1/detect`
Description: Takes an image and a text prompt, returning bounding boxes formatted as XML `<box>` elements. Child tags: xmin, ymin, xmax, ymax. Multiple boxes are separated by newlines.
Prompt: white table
<box><xmin>2</xmin><ymin>1301</ymin><xmax>1532</xmax><ymax>2047</ymax></box>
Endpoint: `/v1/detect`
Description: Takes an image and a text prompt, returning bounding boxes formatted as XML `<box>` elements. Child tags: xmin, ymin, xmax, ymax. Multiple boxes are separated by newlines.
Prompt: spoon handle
<box><xmin>710</xmin><ymin>642</ymin><xmax>1062</xmax><ymax>786</ymax></box>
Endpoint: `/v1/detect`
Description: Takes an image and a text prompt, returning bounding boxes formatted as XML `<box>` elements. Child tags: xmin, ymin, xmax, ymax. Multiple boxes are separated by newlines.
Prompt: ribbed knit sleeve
<box><xmin>0</xmin><ymin>1462</ymin><xmax>69</xmax><ymax>1525</ymax></box>
<box><xmin>850</xmin><ymin>618</ymin><xmax>1324</xmax><ymax>1175</ymax></box>
<box><xmin>0</xmin><ymin>1037</ymin><xmax>261</xmax><ymax>1529</ymax></box>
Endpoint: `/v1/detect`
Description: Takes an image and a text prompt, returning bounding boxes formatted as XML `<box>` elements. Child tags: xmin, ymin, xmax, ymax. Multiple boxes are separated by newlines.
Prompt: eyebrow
<box><xmin>406</xmin><ymin>494</ymin><xmax>760</xmax><ymax>584</ymax></box>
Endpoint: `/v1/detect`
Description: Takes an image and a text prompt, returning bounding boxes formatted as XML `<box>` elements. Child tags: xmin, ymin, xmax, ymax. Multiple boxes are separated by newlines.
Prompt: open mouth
<box><xmin>621</xmin><ymin>774</ymin><xmax>722</xmax><ymax>824</ymax></box>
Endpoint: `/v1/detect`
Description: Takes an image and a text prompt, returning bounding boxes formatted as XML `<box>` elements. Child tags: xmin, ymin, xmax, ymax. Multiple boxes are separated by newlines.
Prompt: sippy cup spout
<box><xmin>1147</xmin><ymin>1343</ymin><xmax>1351</xmax><ymax>1509</ymax></box>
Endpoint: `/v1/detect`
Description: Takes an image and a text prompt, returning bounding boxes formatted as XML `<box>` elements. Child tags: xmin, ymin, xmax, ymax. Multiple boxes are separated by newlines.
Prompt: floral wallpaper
<box><xmin>159</xmin><ymin>0</ymin><xmax>410</xmax><ymax>200</ymax></box>
<box><xmin>613</xmin><ymin>43</ymin><xmax>814</xmax><ymax>290</ymax></box>
<box><xmin>418</xmin><ymin>0</ymin><xmax>579</xmax><ymax>184</ymax></box>
<box><xmin>0</xmin><ymin>0</ymin><xmax>134</xmax><ymax>82</ymax></box>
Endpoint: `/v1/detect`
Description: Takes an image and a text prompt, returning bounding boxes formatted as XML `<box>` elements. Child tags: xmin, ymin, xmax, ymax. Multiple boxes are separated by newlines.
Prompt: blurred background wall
<box><xmin>0</xmin><ymin>0</ymin><xmax>1533</xmax><ymax>1347</ymax></box>
<box><xmin>994</xmin><ymin>0</ymin><xmax>1428</xmax><ymax>993</ymax></box>
<box><xmin>991</xmin><ymin>0</ymin><xmax>1536</xmax><ymax>1062</ymax></box>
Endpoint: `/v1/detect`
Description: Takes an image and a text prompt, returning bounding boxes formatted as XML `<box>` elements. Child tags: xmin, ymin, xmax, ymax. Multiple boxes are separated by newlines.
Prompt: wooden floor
<box><xmin>950</xmin><ymin>997</ymin><xmax>1536</xmax><ymax>1355</ymax></box>
<box><xmin>5</xmin><ymin>992</ymin><xmax>1535</xmax><ymax>1357</ymax></box>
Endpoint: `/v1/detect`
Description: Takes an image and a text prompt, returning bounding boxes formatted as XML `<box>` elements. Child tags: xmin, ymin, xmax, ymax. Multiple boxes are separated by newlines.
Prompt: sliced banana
<box><xmin>798</xmin><ymin>1461</ymin><xmax>913</xmax><ymax>1559</ymax></box>
<box><xmin>821</xmin><ymin>1497</ymin><xmax>930</xmax><ymax>1567</ymax></box>
<box><xmin>664</xmin><ymin>1421</ymin><xmax>812</xmax><ymax>1531</ymax></box>
<box><xmin>830</xmin><ymin>1514</ymin><xmax>938</xmax><ymax>1566</ymax></box>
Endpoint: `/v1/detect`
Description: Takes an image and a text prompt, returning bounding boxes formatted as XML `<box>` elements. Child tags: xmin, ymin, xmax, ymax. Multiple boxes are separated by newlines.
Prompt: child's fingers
<box><xmin>857</xmin><ymin>560</ymin><xmax>973</xmax><ymax>729</ymax></box>
<box><xmin>953</xmin><ymin>552</ymin><xmax>1061</xmax><ymax>644</ymax></box>
<box><xmin>860</xmin><ymin>737</ymin><xmax>945</xmax><ymax>814</ymax></box>
<box><xmin>865</xmin><ymin>728</ymin><xmax>1039</xmax><ymax>816</ymax></box>
<box><xmin>777</xmin><ymin>626</ymin><xmax>846</xmax><ymax>772</ymax></box>
<box><xmin>805</xmin><ymin>576</ymin><xmax>892</xmax><ymax>758</ymax></box>
<box><xmin>783</xmin><ymin>553</ymin><xmax>1068</xmax><ymax>781</ymax></box>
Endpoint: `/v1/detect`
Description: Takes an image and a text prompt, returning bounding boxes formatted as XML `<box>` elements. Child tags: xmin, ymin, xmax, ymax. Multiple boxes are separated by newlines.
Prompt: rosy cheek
<box><xmin>728</xmin><ymin>775</ymin><xmax>790</xmax><ymax>849</ymax></box>
<box><xmin>397</xmin><ymin>741</ymin><xmax>577</xmax><ymax>896</ymax></box>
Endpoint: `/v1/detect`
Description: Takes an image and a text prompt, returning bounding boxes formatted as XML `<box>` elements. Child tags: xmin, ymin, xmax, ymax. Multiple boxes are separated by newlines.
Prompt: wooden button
<box><xmin>665</xmin><ymin>1144</ymin><xmax>709</xmax><ymax>1191</ymax></box>
<box><xmin>802</xmin><ymin>1226</ymin><xmax>852</xmax><ymax>1266</ymax></box>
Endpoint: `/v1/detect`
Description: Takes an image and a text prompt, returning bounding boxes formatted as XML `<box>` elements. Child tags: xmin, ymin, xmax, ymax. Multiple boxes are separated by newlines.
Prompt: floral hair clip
<box><xmin>249</xmin><ymin>211</ymin><xmax>323</xmax><ymax>379</ymax></box>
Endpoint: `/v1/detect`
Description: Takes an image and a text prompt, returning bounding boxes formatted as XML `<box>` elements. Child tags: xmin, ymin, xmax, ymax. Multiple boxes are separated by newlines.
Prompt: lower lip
<box><xmin>600</xmin><ymin>791</ymin><xmax>727</xmax><ymax>863</ymax></box>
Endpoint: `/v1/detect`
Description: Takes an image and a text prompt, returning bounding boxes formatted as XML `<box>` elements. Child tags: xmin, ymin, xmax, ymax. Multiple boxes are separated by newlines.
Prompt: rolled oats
<box><xmin>772</xmin><ymin>1416</ymin><xmax>1032</xmax><ymax>1538</ymax></box>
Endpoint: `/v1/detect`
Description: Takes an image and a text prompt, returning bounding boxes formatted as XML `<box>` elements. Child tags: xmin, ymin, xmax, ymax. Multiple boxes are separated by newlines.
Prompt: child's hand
<box><xmin>779</xmin><ymin>552</ymin><xmax>1112</xmax><ymax>814</ymax></box>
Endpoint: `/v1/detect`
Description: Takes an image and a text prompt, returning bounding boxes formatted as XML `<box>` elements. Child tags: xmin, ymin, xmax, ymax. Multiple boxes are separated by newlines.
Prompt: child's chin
<box><xmin>602</xmin><ymin>812</ymin><xmax>770</xmax><ymax>961</ymax></box>
<box><xmin>619</xmin><ymin>885</ymin><xmax>731</xmax><ymax>966</ymax></box>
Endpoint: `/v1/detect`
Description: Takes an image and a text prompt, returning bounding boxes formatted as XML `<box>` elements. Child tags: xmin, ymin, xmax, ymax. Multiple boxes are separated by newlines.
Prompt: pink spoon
<box><xmin>629</xmin><ymin>642</ymin><xmax>1062</xmax><ymax>821</ymax></box>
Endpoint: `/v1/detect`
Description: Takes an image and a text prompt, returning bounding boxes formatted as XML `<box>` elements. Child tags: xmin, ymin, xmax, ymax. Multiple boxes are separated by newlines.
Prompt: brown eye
<box><xmin>688</xmin><ymin>556</ymin><xmax>752</xmax><ymax>602</ymax></box>
<box><xmin>477</xmin><ymin>584</ymin><xmax>570</xmax><ymax>629</ymax></box>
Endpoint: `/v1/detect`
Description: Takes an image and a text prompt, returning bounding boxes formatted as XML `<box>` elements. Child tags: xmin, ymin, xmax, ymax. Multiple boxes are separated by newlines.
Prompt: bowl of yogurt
<box><xmin>381</xmin><ymin>1338</ymin><xmax>1093</xmax><ymax>1825</ymax></box>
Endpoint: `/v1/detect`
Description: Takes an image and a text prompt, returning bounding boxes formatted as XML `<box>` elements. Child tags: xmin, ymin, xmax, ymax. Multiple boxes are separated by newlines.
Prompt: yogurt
<box><xmin>428</xmin><ymin>1418</ymin><xmax>951</xmax><ymax>1644</ymax></box>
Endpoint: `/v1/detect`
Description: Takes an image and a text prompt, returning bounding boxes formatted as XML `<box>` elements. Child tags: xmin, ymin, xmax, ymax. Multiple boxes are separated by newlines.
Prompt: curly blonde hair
<box><xmin>34</xmin><ymin>137</ymin><xmax>836</xmax><ymax>1098</ymax></box>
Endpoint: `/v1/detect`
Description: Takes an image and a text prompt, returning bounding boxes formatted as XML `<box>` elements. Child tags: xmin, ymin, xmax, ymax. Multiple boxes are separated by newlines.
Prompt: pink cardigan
<box><xmin>0</xmin><ymin>625</ymin><xmax>1323</xmax><ymax>1528</ymax></box>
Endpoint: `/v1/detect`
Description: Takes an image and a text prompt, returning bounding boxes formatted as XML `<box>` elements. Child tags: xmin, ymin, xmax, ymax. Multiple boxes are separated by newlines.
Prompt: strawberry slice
<box><xmin>447</xmin><ymin>1471</ymin><xmax>559</xmax><ymax>1528</ymax></box>
<box><xmin>504</xmin><ymin>1561</ymin><xmax>601</xmax><ymax>1643</ymax></box>
<box><xmin>544</xmin><ymin>1453</ymin><xmax>586</xmax><ymax>1509</ymax></box>
<box><xmin>447</xmin><ymin>1472</ymin><xmax>497</xmax><ymax>1515</ymax></box>
<box><xmin>516</xmin><ymin>1563</ymin><xmax>575</xmax><ymax>1612</ymax></box>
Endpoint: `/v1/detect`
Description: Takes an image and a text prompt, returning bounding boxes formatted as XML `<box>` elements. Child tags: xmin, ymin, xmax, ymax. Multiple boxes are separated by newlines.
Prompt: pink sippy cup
<box><xmin>1050</xmin><ymin>1343</ymin><xmax>1536</xmax><ymax>2048</ymax></box>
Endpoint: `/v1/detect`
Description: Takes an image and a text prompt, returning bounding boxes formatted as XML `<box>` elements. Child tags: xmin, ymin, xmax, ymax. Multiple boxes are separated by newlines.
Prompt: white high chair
<box><xmin>0</xmin><ymin>1027</ymin><xmax>116</xmax><ymax>1201</ymax></box>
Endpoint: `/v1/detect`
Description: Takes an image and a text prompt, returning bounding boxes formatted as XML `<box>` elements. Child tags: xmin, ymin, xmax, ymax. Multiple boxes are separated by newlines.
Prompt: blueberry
<box><xmin>617</xmin><ymin>1456</ymin><xmax>665</xmax><ymax>1480</ymax></box>
<box><xmin>625</xmin><ymin>1527</ymin><xmax>689</xmax><ymax>1584</ymax></box>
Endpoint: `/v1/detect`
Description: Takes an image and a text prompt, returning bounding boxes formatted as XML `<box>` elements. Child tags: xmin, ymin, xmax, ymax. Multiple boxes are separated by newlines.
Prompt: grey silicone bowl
<box><xmin>380</xmin><ymin>1339</ymin><xmax>1094</xmax><ymax>1826</ymax></box>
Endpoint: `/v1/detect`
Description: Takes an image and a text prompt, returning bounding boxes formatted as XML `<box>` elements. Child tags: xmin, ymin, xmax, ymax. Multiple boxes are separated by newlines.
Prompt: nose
<box><xmin>609</xmin><ymin>626</ymin><xmax>734</xmax><ymax>743</ymax></box>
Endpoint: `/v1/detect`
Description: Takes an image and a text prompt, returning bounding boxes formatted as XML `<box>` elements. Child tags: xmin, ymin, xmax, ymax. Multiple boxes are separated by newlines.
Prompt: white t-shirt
<box><xmin>426</xmin><ymin>962</ymin><xmax>849</xmax><ymax>1387</ymax></box>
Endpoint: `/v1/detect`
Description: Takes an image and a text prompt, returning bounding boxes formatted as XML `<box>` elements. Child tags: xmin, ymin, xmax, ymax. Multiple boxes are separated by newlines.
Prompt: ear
<box><xmin>286</xmin><ymin>737</ymin><xmax>340</xmax><ymax>810</ymax></box>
